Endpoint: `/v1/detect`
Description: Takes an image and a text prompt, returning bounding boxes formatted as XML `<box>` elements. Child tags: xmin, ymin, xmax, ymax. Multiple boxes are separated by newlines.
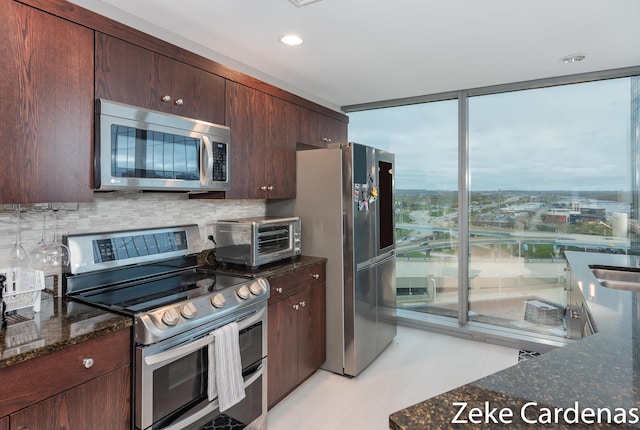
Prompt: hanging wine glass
<box><xmin>42</xmin><ymin>209</ymin><xmax>69</xmax><ymax>269</ymax></box>
<box><xmin>9</xmin><ymin>205</ymin><xmax>28</xmax><ymax>268</ymax></box>
<box><xmin>30</xmin><ymin>209</ymin><xmax>50</xmax><ymax>269</ymax></box>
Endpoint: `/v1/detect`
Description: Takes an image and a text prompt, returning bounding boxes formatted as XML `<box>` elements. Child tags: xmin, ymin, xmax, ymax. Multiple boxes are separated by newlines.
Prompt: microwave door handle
<box><xmin>144</xmin><ymin>333</ymin><xmax>214</xmax><ymax>367</ymax></box>
<box><xmin>201</xmin><ymin>135</ymin><xmax>214</xmax><ymax>185</ymax></box>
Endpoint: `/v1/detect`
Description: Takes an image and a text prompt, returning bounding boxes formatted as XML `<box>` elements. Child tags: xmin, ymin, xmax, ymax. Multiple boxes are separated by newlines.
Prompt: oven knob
<box><xmin>211</xmin><ymin>293</ymin><xmax>226</xmax><ymax>308</ymax></box>
<box><xmin>181</xmin><ymin>302</ymin><xmax>197</xmax><ymax>319</ymax></box>
<box><xmin>236</xmin><ymin>285</ymin><xmax>251</xmax><ymax>300</ymax></box>
<box><xmin>249</xmin><ymin>279</ymin><xmax>268</xmax><ymax>296</ymax></box>
<box><xmin>162</xmin><ymin>308</ymin><xmax>180</xmax><ymax>326</ymax></box>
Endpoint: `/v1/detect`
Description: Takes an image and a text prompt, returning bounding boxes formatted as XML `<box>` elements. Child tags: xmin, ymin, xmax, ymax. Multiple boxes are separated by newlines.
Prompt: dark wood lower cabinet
<box><xmin>297</xmin><ymin>282</ymin><xmax>327</xmax><ymax>381</ymax></box>
<box><xmin>0</xmin><ymin>416</ymin><xmax>8</xmax><ymax>430</ymax></box>
<box><xmin>267</xmin><ymin>262</ymin><xmax>326</xmax><ymax>409</ymax></box>
<box><xmin>267</xmin><ymin>296</ymin><xmax>299</xmax><ymax>407</ymax></box>
<box><xmin>0</xmin><ymin>328</ymin><xmax>131</xmax><ymax>430</ymax></box>
<box><xmin>10</xmin><ymin>366</ymin><xmax>130</xmax><ymax>430</ymax></box>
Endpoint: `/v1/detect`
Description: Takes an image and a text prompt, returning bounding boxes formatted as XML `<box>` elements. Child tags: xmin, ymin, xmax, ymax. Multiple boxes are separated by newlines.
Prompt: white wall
<box><xmin>0</xmin><ymin>193</ymin><xmax>266</xmax><ymax>273</ymax></box>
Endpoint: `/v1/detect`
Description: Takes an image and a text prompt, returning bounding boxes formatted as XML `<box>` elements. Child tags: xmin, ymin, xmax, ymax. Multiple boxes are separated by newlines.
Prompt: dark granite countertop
<box><xmin>0</xmin><ymin>294</ymin><xmax>132</xmax><ymax>369</ymax></box>
<box><xmin>390</xmin><ymin>251</ymin><xmax>640</xmax><ymax>429</ymax></box>
<box><xmin>203</xmin><ymin>254</ymin><xmax>327</xmax><ymax>279</ymax></box>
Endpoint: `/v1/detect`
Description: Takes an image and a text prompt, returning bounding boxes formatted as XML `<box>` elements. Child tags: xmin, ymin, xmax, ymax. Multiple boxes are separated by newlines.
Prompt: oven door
<box><xmin>135</xmin><ymin>307</ymin><xmax>266</xmax><ymax>430</ymax></box>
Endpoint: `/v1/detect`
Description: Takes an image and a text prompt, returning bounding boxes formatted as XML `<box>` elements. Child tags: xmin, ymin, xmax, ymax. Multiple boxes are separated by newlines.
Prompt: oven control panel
<box><xmin>66</xmin><ymin>224</ymin><xmax>202</xmax><ymax>275</ymax></box>
<box><xmin>136</xmin><ymin>277</ymin><xmax>270</xmax><ymax>345</ymax></box>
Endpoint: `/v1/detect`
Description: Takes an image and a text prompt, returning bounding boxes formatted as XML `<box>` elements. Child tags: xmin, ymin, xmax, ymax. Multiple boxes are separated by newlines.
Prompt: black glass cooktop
<box><xmin>70</xmin><ymin>269</ymin><xmax>250</xmax><ymax>314</ymax></box>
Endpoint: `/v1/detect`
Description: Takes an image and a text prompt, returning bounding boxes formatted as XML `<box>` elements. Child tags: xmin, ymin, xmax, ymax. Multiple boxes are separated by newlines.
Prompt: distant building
<box><xmin>574</xmin><ymin>207</ymin><xmax>606</xmax><ymax>223</ymax></box>
<box><xmin>545</xmin><ymin>206</ymin><xmax>606</xmax><ymax>224</ymax></box>
<box><xmin>551</xmin><ymin>201</ymin><xmax>582</xmax><ymax>212</ymax></box>
<box><xmin>545</xmin><ymin>212</ymin><xmax>569</xmax><ymax>223</ymax></box>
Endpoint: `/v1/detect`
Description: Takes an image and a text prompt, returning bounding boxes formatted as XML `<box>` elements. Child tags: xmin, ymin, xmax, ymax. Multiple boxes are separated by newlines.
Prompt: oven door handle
<box><xmin>144</xmin><ymin>333</ymin><xmax>214</xmax><ymax>367</ymax></box>
<box><xmin>243</xmin><ymin>360</ymin><xmax>264</xmax><ymax>388</ymax></box>
<box><xmin>236</xmin><ymin>305</ymin><xmax>266</xmax><ymax>331</ymax></box>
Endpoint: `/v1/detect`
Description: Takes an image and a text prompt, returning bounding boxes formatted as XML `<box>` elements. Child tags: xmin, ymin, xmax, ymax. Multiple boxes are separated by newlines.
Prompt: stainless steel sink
<box><xmin>590</xmin><ymin>265</ymin><xmax>640</xmax><ymax>292</ymax></box>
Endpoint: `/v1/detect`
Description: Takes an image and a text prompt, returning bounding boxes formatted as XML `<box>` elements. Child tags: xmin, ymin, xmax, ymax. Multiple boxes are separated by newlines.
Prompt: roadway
<box><xmin>396</xmin><ymin>224</ymin><xmax>629</xmax><ymax>254</ymax></box>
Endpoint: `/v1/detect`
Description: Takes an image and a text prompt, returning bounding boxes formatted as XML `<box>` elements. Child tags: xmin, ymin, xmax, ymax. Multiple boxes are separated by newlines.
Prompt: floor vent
<box><xmin>518</xmin><ymin>349</ymin><xmax>542</xmax><ymax>363</ymax></box>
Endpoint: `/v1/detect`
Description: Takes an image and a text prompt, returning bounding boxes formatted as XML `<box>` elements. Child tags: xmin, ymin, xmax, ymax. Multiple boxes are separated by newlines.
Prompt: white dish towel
<box><xmin>208</xmin><ymin>321</ymin><xmax>246</xmax><ymax>412</ymax></box>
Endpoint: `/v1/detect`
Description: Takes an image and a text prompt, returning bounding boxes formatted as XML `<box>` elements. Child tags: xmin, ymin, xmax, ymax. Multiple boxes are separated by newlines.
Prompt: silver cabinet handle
<box><xmin>260</xmin><ymin>185</ymin><xmax>267</xmax><ymax>191</ymax></box>
<box><xmin>299</xmin><ymin>301</ymin><xmax>306</xmax><ymax>307</ymax></box>
<box><xmin>312</xmin><ymin>274</ymin><xmax>320</xmax><ymax>279</ymax></box>
<box><xmin>276</xmin><ymin>287</ymin><xmax>283</xmax><ymax>293</ymax></box>
<box><xmin>83</xmin><ymin>358</ymin><xmax>94</xmax><ymax>369</ymax></box>
<box><xmin>161</xmin><ymin>95</ymin><xmax>171</xmax><ymax>102</ymax></box>
<box><xmin>175</xmin><ymin>98</ymin><xmax>184</xmax><ymax>106</ymax></box>
<box><xmin>321</xmin><ymin>137</ymin><xmax>332</xmax><ymax>142</ymax></box>
<box><xmin>267</xmin><ymin>185</ymin><xmax>274</xmax><ymax>191</ymax></box>
<box><xmin>293</xmin><ymin>304</ymin><xmax>299</xmax><ymax>310</ymax></box>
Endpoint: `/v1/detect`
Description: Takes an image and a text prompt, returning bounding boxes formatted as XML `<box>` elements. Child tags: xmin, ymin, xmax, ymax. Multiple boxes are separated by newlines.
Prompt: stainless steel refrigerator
<box><xmin>268</xmin><ymin>142</ymin><xmax>397</xmax><ymax>376</ymax></box>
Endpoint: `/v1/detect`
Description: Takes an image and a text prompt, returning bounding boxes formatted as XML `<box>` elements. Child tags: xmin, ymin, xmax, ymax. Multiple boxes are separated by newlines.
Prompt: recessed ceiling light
<box><xmin>289</xmin><ymin>0</ymin><xmax>323</xmax><ymax>7</ymax></box>
<box><xmin>280</xmin><ymin>34</ymin><xmax>304</xmax><ymax>46</ymax></box>
<box><xmin>560</xmin><ymin>53</ymin><xmax>587</xmax><ymax>64</ymax></box>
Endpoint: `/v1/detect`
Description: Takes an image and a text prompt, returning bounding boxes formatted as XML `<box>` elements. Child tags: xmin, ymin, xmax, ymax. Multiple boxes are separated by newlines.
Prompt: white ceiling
<box><xmin>68</xmin><ymin>0</ymin><xmax>640</xmax><ymax>112</ymax></box>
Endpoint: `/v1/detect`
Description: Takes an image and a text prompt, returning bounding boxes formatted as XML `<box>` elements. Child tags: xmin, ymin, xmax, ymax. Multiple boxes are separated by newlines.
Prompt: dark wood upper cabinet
<box><xmin>0</xmin><ymin>0</ymin><xmax>94</xmax><ymax>204</ymax></box>
<box><xmin>225</xmin><ymin>82</ymin><xmax>297</xmax><ymax>199</ymax></box>
<box><xmin>298</xmin><ymin>106</ymin><xmax>348</xmax><ymax>148</ymax></box>
<box><xmin>95</xmin><ymin>33</ymin><xmax>225</xmax><ymax>125</ymax></box>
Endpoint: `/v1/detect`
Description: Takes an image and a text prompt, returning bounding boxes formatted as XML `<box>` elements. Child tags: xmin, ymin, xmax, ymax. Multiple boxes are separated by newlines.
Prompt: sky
<box><xmin>348</xmin><ymin>77</ymin><xmax>633</xmax><ymax>192</ymax></box>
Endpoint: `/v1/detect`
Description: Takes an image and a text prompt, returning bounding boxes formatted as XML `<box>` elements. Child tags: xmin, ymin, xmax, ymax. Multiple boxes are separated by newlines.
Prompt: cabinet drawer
<box><xmin>268</xmin><ymin>263</ymin><xmax>326</xmax><ymax>304</ymax></box>
<box><xmin>0</xmin><ymin>328</ymin><xmax>130</xmax><ymax>417</ymax></box>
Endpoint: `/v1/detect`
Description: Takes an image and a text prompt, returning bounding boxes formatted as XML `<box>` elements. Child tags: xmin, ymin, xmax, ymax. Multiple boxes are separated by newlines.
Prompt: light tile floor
<box><xmin>267</xmin><ymin>325</ymin><xmax>519</xmax><ymax>430</ymax></box>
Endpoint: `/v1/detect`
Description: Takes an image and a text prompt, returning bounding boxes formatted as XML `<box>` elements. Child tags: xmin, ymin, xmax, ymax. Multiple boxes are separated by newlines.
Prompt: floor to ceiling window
<box><xmin>348</xmin><ymin>101</ymin><xmax>460</xmax><ymax>319</ymax></box>
<box><xmin>467</xmin><ymin>78</ymin><xmax>631</xmax><ymax>336</ymax></box>
<box><xmin>347</xmin><ymin>71</ymin><xmax>638</xmax><ymax>344</ymax></box>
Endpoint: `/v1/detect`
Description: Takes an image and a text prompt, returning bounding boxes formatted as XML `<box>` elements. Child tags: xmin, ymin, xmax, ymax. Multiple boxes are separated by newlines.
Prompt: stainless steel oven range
<box><xmin>63</xmin><ymin>225</ymin><xmax>268</xmax><ymax>430</ymax></box>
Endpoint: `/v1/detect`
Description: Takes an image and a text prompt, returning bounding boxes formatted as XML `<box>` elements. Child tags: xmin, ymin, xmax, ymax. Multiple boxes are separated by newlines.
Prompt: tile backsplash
<box><xmin>0</xmin><ymin>193</ymin><xmax>266</xmax><ymax>271</ymax></box>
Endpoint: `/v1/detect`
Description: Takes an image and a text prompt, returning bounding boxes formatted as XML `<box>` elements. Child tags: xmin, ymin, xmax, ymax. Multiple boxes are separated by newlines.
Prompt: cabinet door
<box><xmin>170</xmin><ymin>60</ymin><xmax>225</xmax><ymax>124</ymax></box>
<box><xmin>297</xmin><ymin>107</ymin><xmax>317</xmax><ymax>147</ymax></box>
<box><xmin>225</xmin><ymin>82</ymin><xmax>298</xmax><ymax>199</ymax></box>
<box><xmin>96</xmin><ymin>33</ymin><xmax>225</xmax><ymax>123</ymax></box>
<box><xmin>317</xmin><ymin>112</ymin><xmax>348</xmax><ymax>146</ymax></box>
<box><xmin>297</xmin><ymin>281</ymin><xmax>326</xmax><ymax>382</ymax></box>
<box><xmin>10</xmin><ymin>366</ymin><xmax>130</xmax><ymax>430</ymax></box>
<box><xmin>263</xmin><ymin>96</ymin><xmax>297</xmax><ymax>199</ymax></box>
<box><xmin>0</xmin><ymin>0</ymin><xmax>93</xmax><ymax>204</ymax></box>
<box><xmin>267</xmin><ymin>296</ymin><xmax>298</xmax><ymax>409</ymax></box>
<box><xmin>225</xmin><ymin>81</ymin><xmax>268</xmax><ymax>199</ymax></box>
<box><xmin>95</xmin><ymin>32</ymin><xmax>172</xmax><ymax>113</ymax></box>
<box><xmin>0</xmin><ymin>416</ymin><xmax>7</xmax><ymax>430</ymax></box>
<box><xmin>297</xmin><ymin>107</ymin><xmax>348</xmax><ymax>148</ymax></box>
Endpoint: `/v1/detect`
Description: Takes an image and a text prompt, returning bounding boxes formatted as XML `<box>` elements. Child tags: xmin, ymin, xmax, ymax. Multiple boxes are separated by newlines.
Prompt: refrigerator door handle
<box><xmin>355</xmin><ymin>250</ymin><xmax>395</xmax><ymax>272</ymax></box>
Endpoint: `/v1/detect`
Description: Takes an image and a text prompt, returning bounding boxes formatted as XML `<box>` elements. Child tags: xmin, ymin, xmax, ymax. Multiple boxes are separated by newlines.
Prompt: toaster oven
<box><xmin>213</xmin><ymin>217</ymin><xmax>301</xmax><ymax>267</ymax></box>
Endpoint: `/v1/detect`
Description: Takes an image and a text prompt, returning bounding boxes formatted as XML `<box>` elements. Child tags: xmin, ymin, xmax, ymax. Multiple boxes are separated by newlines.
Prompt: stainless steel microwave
<box><xmin>213</xmin><ymin>217</ymin><xmax>302</xmax><ymax>268</ymax></box>
<box><xmin>94</xmin><ymin>99</ymin><xmax>231</xmax><ymax>192</ymax></box>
